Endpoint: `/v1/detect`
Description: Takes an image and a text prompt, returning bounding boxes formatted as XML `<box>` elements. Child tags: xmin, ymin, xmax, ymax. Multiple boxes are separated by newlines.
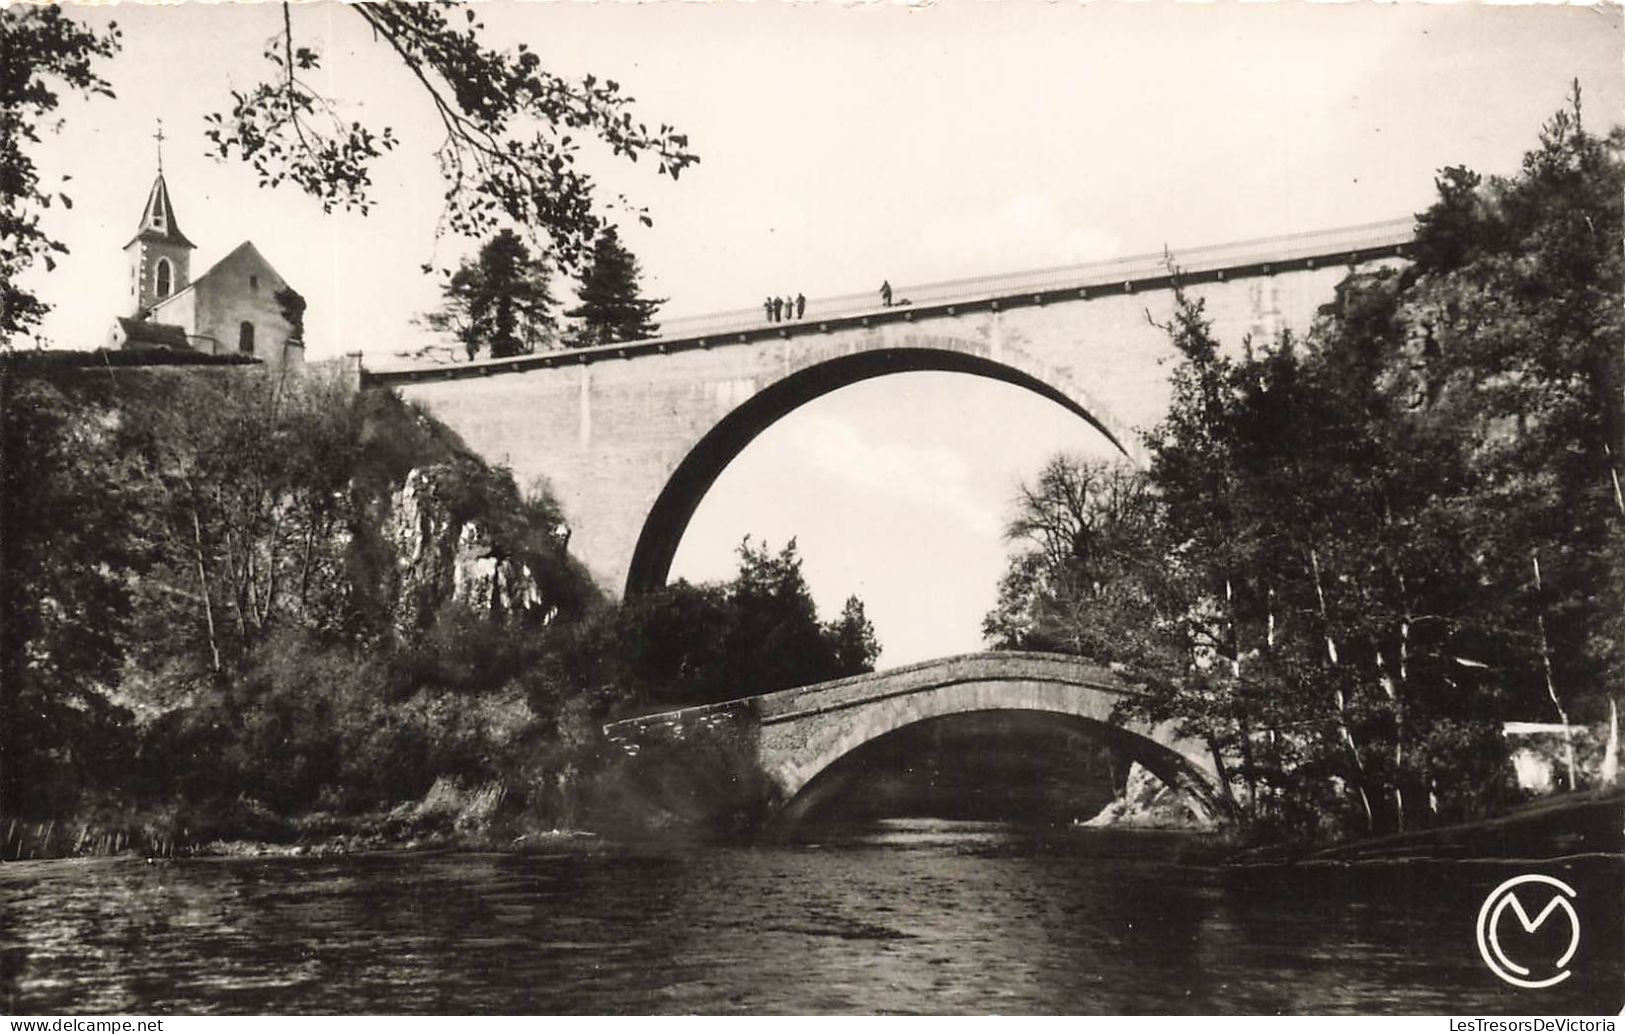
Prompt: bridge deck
<box><xmin>602</xmin><ymin>651</ymin><xmax>1131</xmax><ymax>742</ymax></box>
<box><xmin>365</xmin><ymin>218</ymin><xmax>1414</xmax><ymax>386</ymax></box>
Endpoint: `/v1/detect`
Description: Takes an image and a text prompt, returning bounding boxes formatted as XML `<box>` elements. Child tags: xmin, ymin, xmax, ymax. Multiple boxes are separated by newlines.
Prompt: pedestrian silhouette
<box><xmin>784</xmin><ymin>292</ymin><xmax>794</xmax><ymax>320</ymax></box>
<box><xmin>772</xmin><ymin>296</ymin><xmax>784</xmax><ymax>322</ymax></box>
<box><xmin>763</xmin><ymin>296</ymin><xmax>774</xmax><ymax>323</ymax></box>
<box><xmin>795</xmin><ymin>293</ymin><xmax>806</xmax><ymax>319</ymax></box>
<box><xmin>880</xmin><ymin>280</ymin><xmax>893</xmax><ymax>307</ymax></box>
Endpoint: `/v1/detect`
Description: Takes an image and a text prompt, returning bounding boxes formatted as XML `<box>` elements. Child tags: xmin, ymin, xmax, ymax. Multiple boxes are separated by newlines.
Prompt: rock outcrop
<box><xmin>385</xmin><ymin>465</ymin><xmax>563</xmax><ymax>631</ymax></box>
<box><xmin>1080</xmin><ymin>761</ymin><xmax>1215</xmax><ymax>830</ymax></box>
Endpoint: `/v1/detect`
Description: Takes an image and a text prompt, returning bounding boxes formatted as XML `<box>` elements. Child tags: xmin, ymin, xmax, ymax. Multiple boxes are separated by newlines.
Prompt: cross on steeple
<box><xmin>154</xmin><ymin>119</ymin><xmax>165</xmax><ymax>172</ymax></box>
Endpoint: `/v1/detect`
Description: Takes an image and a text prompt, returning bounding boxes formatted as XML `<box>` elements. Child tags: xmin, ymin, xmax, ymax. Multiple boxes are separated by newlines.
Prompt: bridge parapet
<box><xmin>365</xmin><ymin>218</ymin><xmax>1412</xmax><ymax>386</ymax></box>
<box><xmin>748</xmin><ymin>651</ymin><xmax>1128</xmax><ymax>724</ymax></box>
<box><xmin>603</xmin><ymin>651</ymin><xmax>1127</xmax><ymax>743</ymax></box>
<box><xmin>602</xmin><ymin>651</ymin><xmax>1234</xmax><ymax>827</ymax></box>
<box><xmin>602</xmin><ymin>696</ymin><xmax>757</xmax><ymax>756</ymax></box>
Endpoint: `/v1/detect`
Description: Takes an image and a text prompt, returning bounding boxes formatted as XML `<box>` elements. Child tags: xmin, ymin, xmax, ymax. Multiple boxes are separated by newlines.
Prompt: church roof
<box><xmin>124</xmin><ymin>173</ymin><xmax>195</xmax><ymax>250</ymax></box>
<box><xmin>115</xmin><ymin>317</ymin><xmax>191</xmax><ymax>350</ymax></box>
<box><xmin>148</xmin><ymin>240</ymin><xmax>290</xmax><ymax>318</ymax></box>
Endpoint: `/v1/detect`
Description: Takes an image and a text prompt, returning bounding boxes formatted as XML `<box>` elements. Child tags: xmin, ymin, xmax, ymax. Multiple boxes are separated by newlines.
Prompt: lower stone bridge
<box><xmin>603</xmin><ymin>651</ymin><xmax>1233</xmax><ymax>828</ymax></box>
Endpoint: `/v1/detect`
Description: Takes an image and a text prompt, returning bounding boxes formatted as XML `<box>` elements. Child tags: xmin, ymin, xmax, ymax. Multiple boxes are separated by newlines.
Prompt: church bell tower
<box><xmin>124</xmin><ymin>124</ymin><xmax>194</xmax><ymax>315</ymax></box>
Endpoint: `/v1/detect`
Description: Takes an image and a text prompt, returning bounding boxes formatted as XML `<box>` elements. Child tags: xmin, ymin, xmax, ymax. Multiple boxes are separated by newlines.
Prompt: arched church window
<box><xmin>155</xmin><ymin>258</ymin><xmax>172</xmax><ymax>299</ymax></box>
<box><xmin>239</xmin><ymin>321</ymin><xmax>255</xmax><ymax>355</ymax></box>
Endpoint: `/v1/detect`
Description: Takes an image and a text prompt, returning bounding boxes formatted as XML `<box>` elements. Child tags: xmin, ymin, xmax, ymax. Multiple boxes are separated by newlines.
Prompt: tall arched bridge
<box><xmin>603</xmin><ymin>651</ymin><xmax>1233</xmax><ymax>827</ymax></box>
<box><xmin>367</xmin><ymin>219</ymin><xmax>1413</xmax><ymax>596</ymax></box>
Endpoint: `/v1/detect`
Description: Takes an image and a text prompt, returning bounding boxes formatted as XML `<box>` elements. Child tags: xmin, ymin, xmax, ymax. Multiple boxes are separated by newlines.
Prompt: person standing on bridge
<box><xmin>772</xmin><ymin>296</ymin><xmax>784</xmax><ymax>322</ymax></box>
<box><xmin>763</xmin><ymin>296</ymin><xmax>774</xmax><ymax>323</ymax></box>
<box><xmin>880</xmin><ymin>280</ymin><xmax>892</xmax><ymax>307</ymax></box>
<box><xmin>795</xmin><ymin>292</ymin><xmax>806</xmax><ymax>319</ymax></box>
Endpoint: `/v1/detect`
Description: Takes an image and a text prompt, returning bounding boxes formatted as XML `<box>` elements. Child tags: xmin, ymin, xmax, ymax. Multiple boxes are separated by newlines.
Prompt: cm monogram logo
<box><xmin>1475</xmin><ymin>874</ymin><xmax>1580</xmax><ymax>989</ymax></box>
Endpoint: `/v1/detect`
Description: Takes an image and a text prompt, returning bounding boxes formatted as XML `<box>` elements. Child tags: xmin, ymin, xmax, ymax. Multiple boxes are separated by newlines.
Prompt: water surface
<box><xmin>2</xmin><ymin>822</ymin><xmax>1619</xmax><ymax>1014</ymax></box>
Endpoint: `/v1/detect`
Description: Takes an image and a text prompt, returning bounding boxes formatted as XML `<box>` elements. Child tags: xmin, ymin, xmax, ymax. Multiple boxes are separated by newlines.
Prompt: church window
<box><xmin>151</xmin><ymin>190</ymin><xmax>166</xmax><ymax>230</ymax></box>
<box><xmin>239</xmin><ymin>321</ymin><xmax>255</xmax><ymax>355</ymax></box>
<box><xmin>155</xmin><ymin>258</ymin><xmax>172</xmax><ymax>299</ymax></box>
<box><xmin>250</xmin><ymin>275</ymin><xmax>259</xmax><ymax>291</ymax></box>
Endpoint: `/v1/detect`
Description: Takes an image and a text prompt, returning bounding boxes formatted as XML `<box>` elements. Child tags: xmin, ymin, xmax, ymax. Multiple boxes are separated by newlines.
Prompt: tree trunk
<box><xmin>1311</xmin><ymin>547</ymin><xmax>1376</xmax><ymax>830</ymax></box>
<box><xmin>298</xmin><ymin>519</ymin><xmax>318</xmax><ymax>606</ymax></box>
<box><xmin>189</xmin><ymin>506</ymin><xmax>222</xmax><ymax>673</ymax></box>
<box><xmin>1531</xmin><ymin>552</ymin><xmax>1579</xmax><ymax>790</ymax></box>
<box><xmin>1603</xmin><ymin>442</ymin><xmax>1624</xmax><ymax>519</ymax></box>
<box><xmin>1605</xmin><ymin>699</ymin><xmax>1618</xmax><ymax>786</ymax></box>
<box><xmin>1601</xmin><ymin>697</ymin><xmax>1619</xmax><ymax>787</ymax></box>
<box><xmin>1225</xmin><ymin>577</ymin><xmax>1258</xmax><ymax>809</ymax></box>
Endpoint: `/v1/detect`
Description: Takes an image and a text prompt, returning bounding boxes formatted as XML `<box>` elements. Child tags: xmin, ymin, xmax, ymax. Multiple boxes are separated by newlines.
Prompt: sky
<box><xmin>26</xmin><ymin>1</ymin><xmax>1625</xmax><ymax>668</ymax></box>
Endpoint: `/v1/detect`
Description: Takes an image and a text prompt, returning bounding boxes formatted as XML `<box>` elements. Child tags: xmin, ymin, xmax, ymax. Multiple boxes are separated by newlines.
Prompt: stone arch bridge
<box><xmin>603</xmin><ymin>651</ymin><xmax>1233</xmax><ymax>827</ymax></box>
<box><xmin>367</xmin><ymin>219</ymin><xmax>1413</xmax><ymax>596</ymax></box>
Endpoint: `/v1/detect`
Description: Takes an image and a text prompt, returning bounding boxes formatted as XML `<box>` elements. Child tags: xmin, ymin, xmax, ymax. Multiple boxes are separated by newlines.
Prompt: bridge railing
<box><xmin>654</xmin><ymin>217</ymin><xmax>1416</xmax><ymax>341</ymax></box>
<box><xmin>369</xmin><ymin>217</ymin><xmax>1415</xmax><ymax>379</ymax></box>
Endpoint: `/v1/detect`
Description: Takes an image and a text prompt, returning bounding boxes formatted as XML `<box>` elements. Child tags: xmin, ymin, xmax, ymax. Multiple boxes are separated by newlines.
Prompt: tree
<box><xmin>3</xmin><ymin>1</ymin><xmax>697</xmax><ymax>346</ymax></box>
<box><xmin>0</xmin><ymin>363</ymin><xmax>144</xmax><ymax>815</ymax></box>
<box><xmin>825</xmin><ymin>596</ymin><xmax>880</xmax><ymax>676</ymax></box>
<box><xmin>991</xmin><ymin>97</ymin><xmax>1625</xmax><ymax>844</ymax></box>
<box><xmin>533</xmin><ymin>537</ymin><xmax>880</xmax><ymax>712</ymax></box>
<box><xmin>1389</xmin><ymin>86</ymin><xmax>1625</xmax><ymax>785</ymax></box>
<box><xmin>564</xmin><ymin>225</ymin><xmax>664</xmax><ymax>346</ymax></box>
<box><xmin>983</xmin><ymin>455</ymin><xmax>1171</xmax><ymax>665</ymax></box>
<box><xmin>419</xmin><ymin>230</ymin><xmax>559</xmax><ymax>360</ymax></box>
<box><xmin>205</xmin><ymin>2</ymin><xmax>697</xmax><ymax>267</ymax></box>
<box><xmin>0</xmin><ymin>7</ymin><xmax>121</xmax><ymax>345</ymax></box>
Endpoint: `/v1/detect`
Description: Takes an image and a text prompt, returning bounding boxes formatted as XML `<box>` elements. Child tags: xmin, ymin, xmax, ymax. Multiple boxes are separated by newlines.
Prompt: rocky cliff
<box><xmin>385</xmin><ymin>465</ymin><xmax>568</xmax><ymax>632</ymax></box>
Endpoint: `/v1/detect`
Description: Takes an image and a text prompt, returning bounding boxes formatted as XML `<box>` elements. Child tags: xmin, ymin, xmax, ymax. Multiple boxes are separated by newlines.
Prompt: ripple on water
<box><xmin>1</xmin><ymin>827</ymin><xmax>1620</xmax><ymax>1014</ymax></box>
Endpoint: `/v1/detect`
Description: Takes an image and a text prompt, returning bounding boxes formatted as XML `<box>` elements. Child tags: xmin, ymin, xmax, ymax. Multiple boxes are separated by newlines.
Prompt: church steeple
<box><xmin>127</xmin><ymin>173</ymin><xmax>196</xmax><ymax>251</ymax></box>
<box><xmin>124</xmin><ymin>169</ymin><xmax>195</xmax><ymax>315</ymax></box>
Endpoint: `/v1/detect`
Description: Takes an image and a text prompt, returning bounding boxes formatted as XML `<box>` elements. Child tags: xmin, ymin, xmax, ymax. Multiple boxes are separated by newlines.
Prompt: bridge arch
<box><xmin>777</xmin><ymin>709</ymin><xmax>1189</xmax><ymax>829</ymax></box>
<box><xmin>624</xmin><ymin>339</ymin><xmax>1138</xmax><ymax>595</ymax></box>
<box><xmin>749</xmin><ymin>652</ymin><xmax>1233</xmax><ymax>826</ymax></box>
<box><xmin>380</xmin><ymin>221</ymin><xmax>1411</xmax><ymax>596</ymax></box>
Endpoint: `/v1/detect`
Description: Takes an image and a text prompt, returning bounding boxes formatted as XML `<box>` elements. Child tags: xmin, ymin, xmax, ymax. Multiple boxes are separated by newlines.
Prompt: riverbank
<box><xmin>0</xmin><ymin>775</ymin><xmax>600</xmax><ymax>862</ymax></box>
<box><xmin>1226</xmin><ymin>787</ymin><xmax>1625</xmax><ymax>867</ymax></box>
<box><xmin>8</xmin><ymin>785</ymin><xmax>1619</xmax><ymax>865</ymax></box>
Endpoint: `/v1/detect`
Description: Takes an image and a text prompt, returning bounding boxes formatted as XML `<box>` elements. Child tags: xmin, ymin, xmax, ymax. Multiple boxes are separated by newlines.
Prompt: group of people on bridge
<box><xmin>763</xmin><ymin>294</ymin><xmax>807</xmax><ymax>323</ymax></box>
<box><xmin>759</xmin><ymin>280</ymin><xmax>903</xmax><ymax>326</ymax></box>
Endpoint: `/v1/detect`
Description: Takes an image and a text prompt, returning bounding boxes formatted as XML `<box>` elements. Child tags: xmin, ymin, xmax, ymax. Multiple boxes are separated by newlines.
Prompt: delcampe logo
<box><xmin>1475</xmin><ymin>874</ymin><xmax>1580</xmax><ymax>989</ymax></box>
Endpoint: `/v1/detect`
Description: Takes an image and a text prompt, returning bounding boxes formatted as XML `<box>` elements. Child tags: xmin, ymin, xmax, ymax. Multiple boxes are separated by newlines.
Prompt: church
<box><xmin>108</xmin><ymin>166</ymin><xmax>305</xmax><ymax>368</ymax></box>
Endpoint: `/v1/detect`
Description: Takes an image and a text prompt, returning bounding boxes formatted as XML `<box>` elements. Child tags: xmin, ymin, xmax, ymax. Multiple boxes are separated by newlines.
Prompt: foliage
<box><xmin>418</xmin><ymin>229</ymin><xmax>558</xmax><ymax>359</ymax></box>
<box><xmin>825</xmin><ymin>596</ymin><xmax>880</xmax><ymax>677</ymax></box>
<box><xmin>0</xmin><ymin>7</ymin><xmax>121</xmax><ymax>345</ymax></box>
<box><xmin>274</xmin><ymin>287</ymin><xmax>306</xmax><ymax>348</ymax></box>
<box><xmin>987</xmin><ymin>98</ymin><xmax>1623</xmax><ymax>844</ymax></box>
<box><xmin>564</xmin><ymin>225</ymin><xmax>663</xmax><ymax>346</ymax></box>
<box><xmin>0</xmin><ymin>364</ymin><xmax>591</xmax><ymax>821</ymax></box>
<box><xmin>3</xmin><ymin>1</ymin><xmax>696</xmax><ymax>346</ymax></box>
<box><xmin>983</xmin><ymin>456</ymin><xmax>1172</xmax><ymax>665</ymax></box>
<box><xmin>527</xmin><ymin>538</ymin><xmax>880</xmax><ymax>717</ymax></box>
<box><xmin>202</xmin><ymin>1</ymin><xmax>697</xmax><ymax>272</ymax></box>
<box><xmin>0</xmin><ymin>364</ymin><xmax>143</xmax><ymax>814</ymax></box>
<box><xmin>3</xmin><ymin>365</ymin><xmax>874</xmax><ymax>839</ymax></box>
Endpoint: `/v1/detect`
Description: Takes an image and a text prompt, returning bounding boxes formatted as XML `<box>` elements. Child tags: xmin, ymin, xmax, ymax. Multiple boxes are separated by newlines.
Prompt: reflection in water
<box><xmin>1</xmin><ymin>823</ymin><xmax>1619</xmax><ymax>1014</ymax></box>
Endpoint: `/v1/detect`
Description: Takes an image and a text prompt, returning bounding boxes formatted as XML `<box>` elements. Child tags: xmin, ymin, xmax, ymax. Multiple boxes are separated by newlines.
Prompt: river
<box><xmin>2</xmin><ymin>821</ymin><xmax>1619</xmax><ymax>1014</ymax></box>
